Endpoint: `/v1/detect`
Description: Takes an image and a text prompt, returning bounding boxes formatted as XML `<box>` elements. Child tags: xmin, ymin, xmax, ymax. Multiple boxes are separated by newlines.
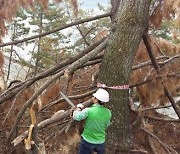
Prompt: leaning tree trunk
<box><xmin>98</xmin><ymin>0</ymin><xmax>150</xmax><ymax>153</ymax></box>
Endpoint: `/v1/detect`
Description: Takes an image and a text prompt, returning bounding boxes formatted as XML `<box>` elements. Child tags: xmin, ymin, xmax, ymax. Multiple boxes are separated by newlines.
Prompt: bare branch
<box><xmin>142</xmin><ymin>127</ymin><xmax>178</xmax><ymax>154</ymax></box>
<box><xmin>0</xmin><ymin>37</ymin><xmax>107</xmax><ymax>104</ymax></box>
<box><xmin>145</xmin><ymin>115</ymin><xmax>179</xmax><ymax>123</ymax></box>
<box><xmin>143</xmin><ymin>33</ymin><xmax>180</xmax><ymax>119</ymax></box>
<box><xmin>0</xmin><ymin>13</ymin><xmax>110</xmax><ymax>47</ymax></box>
<box><xmin>40</xmin><ymin>88</ymin><xmax>96</xmax><ymax>111</ymax></box>
<box><xmin>164</xmin><ymin>87</ymin><xmax>180</xmax><ymax>118</ymax></box>
<box><xmin>132</xmin><ymin>55</ymin><xmax>180</xmax><ymax>70</ymax></box>
<box><xmin>76</xmin><ymin>25</ymin><xmax>90</xmax><ymax>46</ymax></box>
<box><xmin>12</xmin><ymin>99</ymin><xmax>93</xmax><ymax>146</ymax></box>
<box><xmin>8</xmin><ymin>38</ymin><xmax>108</xmax><ymax>141</ymax></box>
<box><xmin>148</xmin><ymin>135</ymin><xmax>160</xmax><ymax>154</ymax></box>
<box><xmin>130</xmin><ymin>71</ymin><xmax>180</xmax><ymax>88</ymax></box>
<box><xmin>158</xmin><ymin>55</ymin><xmax>180</xmax><ymax>67</ymax></box>
<box><xmin>118</xmin><ymin>149</ymin><xmax>148</xmax><ymax>154</ymax></box>
<box><xmin>130</xmin><ymin>100</ymin><xmax>180</xmax><ymax>123</ymax></box>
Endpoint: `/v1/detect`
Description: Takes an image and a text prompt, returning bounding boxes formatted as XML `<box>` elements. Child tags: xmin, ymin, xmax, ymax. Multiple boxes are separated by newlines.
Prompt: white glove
<box><xmin>77</xmin><ymin>103</ymin><xmax>84</xmax><ymax>110</ymax></box>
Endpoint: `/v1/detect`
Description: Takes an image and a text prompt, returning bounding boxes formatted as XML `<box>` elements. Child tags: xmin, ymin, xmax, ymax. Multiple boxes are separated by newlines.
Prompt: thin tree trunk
<box><xmin>6</xmin><ymin>21</ymin><xmax>16</xmax><ymax>83</ymax></box>
<box><xmin>98</xmin><ymin>0</ymin><xmax>150</xmax><ymax>153</ymax></box>
<box><xmin>34</xmin><ymin>11</ymin><xmax>43</xmax><ymax>76</ymax></box>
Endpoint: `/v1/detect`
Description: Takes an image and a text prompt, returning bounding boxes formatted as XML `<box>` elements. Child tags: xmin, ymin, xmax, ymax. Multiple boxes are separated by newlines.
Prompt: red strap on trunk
<box><xmin>97</xmin><ymin>83</ymin><xmax>129</xmax><ymax>90</ymax></box>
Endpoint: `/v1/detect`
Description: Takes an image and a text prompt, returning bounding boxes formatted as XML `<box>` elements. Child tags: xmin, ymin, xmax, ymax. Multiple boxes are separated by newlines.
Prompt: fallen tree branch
<box><xmin>147</xmin><ymin>135</ymin><xmax>160</xmax><ymax>154</ymax></box>
<box><xmin>131</xmin><ymin>102</ymin><xmax>178</xmax><ymax>153</ymax></box>
<box><xmin>129</xmin><ymin>149</ymin><xmax>148</xmax><ymax>154</ymax></box>
<box><xmin>130</xmin><ymin>71</ymin><xmax>180</xmax><ymax>88</ymax></box>
<box><xmin>44</xmin><ymin>123</ymin><xmax>67</xmax><ymax>142</ymax></box>
<box><xmin>84</xmin><ymin>54</ymin><xmax>179</xmax><ymax>72</ymax></box>
<box><xmin>0</xmin><ymin>37</ymin><xmax>106</xmax><ymax>104</ymax></box>
<box><xmin>141</xmin><ymin>99</ymin><xmax>180</xmax><ymax>112</ymax></box>
<box><xmin>8</xmin><ymin>38</ymin><xmax>108</xmax><ymax>141</ymax></box>
<box><xmin>143</xmin><ymin>33</ymin><xmax>180</xmax><ymax>119</ymax></box>
<box><xmin>158</xmin><ymin>54</ymin><xmax>180</xmax><ymax>67</ymax></box>
<box><xmin>132</xmin><ymin>55</ymin><xmax>180</xmax><ymax>70</ymax></box>
<box><xmin>0</xmin><ymin>13</ymin><xmax>110</xmax><ymax>47</ymax></box>
<box><xmin>132</xmin><ymin>55</ymin><xmax>168</xmax><ymax>70</ymax></box>
<box><xmin>118</xmin><ymin>149</ymin><xmax>148</xmax><ymax>154</ymax></box>
<box><xmin>143</xmin><ymin>34</ymin><xmax>159</xmax><ymax>71</ymax></box>
<box><xmin>76</xmin><ymin>25</ymin><xmax>90</xmax><ymax>46</ymax></box>
<box><xmin>129</xmin><ymin>101</ymin><xmax>180</xmax><ymax>123</ymax></box>
<box><xmin>144</xmin><ymin>115</ymin><xmax>179</xmax><ymax>122</ymax></box>
<box><xmin>40</xmin><ymin>88</ymin><xmax>96</xmax><ymax>111</ymax></box>
<box><xmin>164</xmin><ymin>86</ymin><xmax>180</xmax><ymax>118</ymax></box>
<box><xmin>12</xmin><ymin>99</ymin><xmax>93</xmax><ymax>146</ymax></box>
<box><xmin>3</xmin><ymin>44</ymin><xmax>176</xmax><ymax>105</ymax></box>
<box><xmin>2</xmin><ymin>88</ymin><xmax>25</xmax><ymax>125</ymax></box>
<box><xmin>142</xmin><ymin>127</ymin><xmax>178</xmax><ymax>154</ymax></box>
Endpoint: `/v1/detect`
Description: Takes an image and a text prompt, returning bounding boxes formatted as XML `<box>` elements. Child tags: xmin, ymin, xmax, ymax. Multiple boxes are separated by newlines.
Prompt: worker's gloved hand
<box><xmin>76</xmin><ymin>103</ymin><xmax>84</xmax><ymax>110</ymax></box>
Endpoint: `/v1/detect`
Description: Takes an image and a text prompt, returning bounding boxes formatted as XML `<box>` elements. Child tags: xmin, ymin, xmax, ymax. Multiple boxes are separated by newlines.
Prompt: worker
<box><xmin>73</xmin><ymin>88</ymin><xmax>112</xmax><ymax>154</ymax></box>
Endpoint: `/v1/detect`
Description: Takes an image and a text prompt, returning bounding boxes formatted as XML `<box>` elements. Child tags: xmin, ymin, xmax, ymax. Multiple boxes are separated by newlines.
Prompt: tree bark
<box><xmin>98</xmin><ymin>0</ymin><xmax>150</xmax><ymax>153</ymax></box>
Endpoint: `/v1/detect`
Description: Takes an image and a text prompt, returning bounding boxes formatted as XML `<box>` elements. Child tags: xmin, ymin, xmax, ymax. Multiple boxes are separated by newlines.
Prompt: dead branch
<box><xmin>84</xmin><ymin>26</ymin><xmax>98</xmax><ymax>38</ymax></box>
<box><xmin>44</xmin><ymin>119</ymin><xmax>70</xmax><ymax>141</ymax></box>
<box><xmin>0</xmin><ymin>13</ymin><xmax>110</xmax><ymax>47</ymax></box>
<box><xmin>79</xmin><ymin>53</ymin><xmax>179</xmax><ymax>72</ymax></box>
<box><xmin>129</xmin><ymin>149</ymin><xmax>148</xmax><ymax>153</ymax></box>
<box><xmin>8</xmin><ymin>38</ymin><xmax>108</xmax><ymax>141</ymax></box>
<box><xmin>12</xmin><ymin>99</ymin><xmax>93</xmax><ymax>146</ymax></box>
<box><xmin>40</xmin><ymin>88</ymin><xmax>96</xmax><ymax>111</ymax></box>
<box><xmin>65</xmin><ymin>120</ymin><xmax>75</xmax><ymax>133</ymax></box>
<box><xmin>144</xmin><ymin>115</ymin><xmax>179</xmax><ymax>123</ymax></box>
<box><xmin>118</xmin><ymin>149</ymin><xmax>148</xmax><ymax>154</ymax></box>
<box><xmin>0</xmin><ymin>37</ymin><xmax>106</xmax><ymax>104</ymax></box>
<box><xmin>164</xmin><ymin>86</ymin><xmax>180</xmax><ymax>118</ymax></box>
<box><xmin>143</xmin><ymin>33</ymin><xmax>180</xmax><ymax>119</ymax></box>
<box><xmin>2</xmin><ymin>88</ymin><xmax>25</xmax><ymax>125</ymax></box>
<box><xmin>142</xmin><ymin>101</ymin><xmax>180</xmax><ymax>112</ymax></box>
<box><xmin>79</xmin><ymin>59</ymin><xmax>102</xmax><ymax>68</ymax></box>
<box><xmin>131</xmin><ymin>103</ymin><xmax>178</xmax><ymax>153</ymax></box>
<box><xmin>158</xmin><ymin>54</ymin><xmax>180</xmax><ymax>67</ymax></box>
<box><xmin>130</xmin><ymin>71</ymin><xmax>180</xmax><ymax>88</ymax></box>
<box><xmin>149</xmin><ymin>0</ymin><xmax>163</xmax><ymax>17</ymax></box>
<box><xmin>7</xmin><ymin>80</ymin><xmax>21</xmax><ymax>88</ymax></box>
<box><xmin>2</xmin><ymin>40</ymin><xmax>177</xmax><ymax>106</ymax></box>
<box><xmin>147</xmin><ymin>136</ymin><xmax>159</xmax><ymax>154</ymax></box>
<box><xmin>132</xmin><ymin>55</ymin><xmax>167</xmax><ymax>70</ymax></box>
<box><xmin>7</xmin><ymin>71</ymin><xmax>64</xmax><ymax>141</ymax></box>
<box><xmin>141</xmin><ymin>127</ymin><xmax>178</xmax><ymax>154</ymax></box>
<box><xmin>76</xmin><ymin>25</ymin><xmax>90</xmax><ymax>46</ymax></box>
<box><xmin>62</xmin><ymin>73</ymin><xmax>74</xmax><ymax>94</ymax></box>
<box><xmin>130</xmin><ymin>102</ymin><xmax>180</xmax><ymax>123</ymax></box>
<box><xmin>84</xmin><ymin>50</ymin><xmax>180</xmax><ymax>73</ymax></box>
<box><xmin>132</xmin><ymin>55</ymin><xmax>179</xmax><ymax>70</ymax></box>
<box><xmin>142</xmin><ymin>34</ymin><xmax>160</xmax><ymax>71</ymax></box>
<box><xmin>66</xmin><ymin>38</ymin><xmax>108</xmax><ymax>73</ymax></box>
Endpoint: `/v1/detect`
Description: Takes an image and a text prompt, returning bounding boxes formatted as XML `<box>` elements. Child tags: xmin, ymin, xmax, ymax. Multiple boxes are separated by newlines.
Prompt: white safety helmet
<box><xmin>93</xmin><ymin>88</ymin><xmax>109</xmax><ymax>103</ymax></box>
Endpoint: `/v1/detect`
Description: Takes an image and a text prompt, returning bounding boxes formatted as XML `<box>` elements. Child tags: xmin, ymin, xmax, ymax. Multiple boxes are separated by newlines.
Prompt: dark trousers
<box><xmin>79</xmin><ymin>138</ymin><xmax>105</xmax><ymax>154</ymax></box>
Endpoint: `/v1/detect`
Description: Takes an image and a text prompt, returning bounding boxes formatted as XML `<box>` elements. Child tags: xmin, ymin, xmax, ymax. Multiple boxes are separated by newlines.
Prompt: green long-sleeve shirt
<box><xmin>73</xmin><ymin>104</ymin><xmax>111</xmax><ymax>144</ymax></box>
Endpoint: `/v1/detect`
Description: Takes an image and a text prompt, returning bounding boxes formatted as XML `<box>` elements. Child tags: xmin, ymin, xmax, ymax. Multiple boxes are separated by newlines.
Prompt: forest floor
<box><xmin>0</xmin><ymin>68</ymin><xmax>179</xmax><ymax>154</ymax></box>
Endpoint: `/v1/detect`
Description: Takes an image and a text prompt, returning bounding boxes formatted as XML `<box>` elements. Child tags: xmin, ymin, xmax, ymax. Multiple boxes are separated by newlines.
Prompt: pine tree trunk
<box><xmin>98</xmin><ymin>0</ymin><xmax>150</xmax><ymax>153</ymax></box>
